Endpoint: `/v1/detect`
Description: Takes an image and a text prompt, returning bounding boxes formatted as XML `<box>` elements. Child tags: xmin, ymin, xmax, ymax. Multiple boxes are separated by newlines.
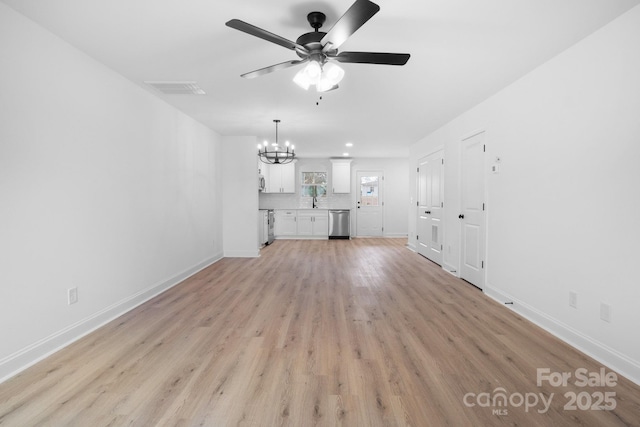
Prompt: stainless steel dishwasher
<box><xmin>328</xmin><ymin>210</ymin><xmax>350</xmax><ymax>239</ymax></box>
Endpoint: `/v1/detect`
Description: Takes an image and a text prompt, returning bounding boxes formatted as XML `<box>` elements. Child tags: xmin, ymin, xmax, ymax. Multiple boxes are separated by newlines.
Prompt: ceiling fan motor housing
<box><xmin>296</xmin><ymin>12</ymin><xmax>332</xmax><ymax>60</ymax></box>
<box><xmin>296</xmin><ymin>32</ymin><xmax>325</xmax><ymax>56</ymax></box>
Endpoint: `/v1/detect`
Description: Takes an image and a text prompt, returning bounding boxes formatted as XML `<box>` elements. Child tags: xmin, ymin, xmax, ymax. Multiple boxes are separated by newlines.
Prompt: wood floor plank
<box><xmin>1</xmin><ymin>238</ymin><xmax>639</xmax><ymax>426</ymax></box>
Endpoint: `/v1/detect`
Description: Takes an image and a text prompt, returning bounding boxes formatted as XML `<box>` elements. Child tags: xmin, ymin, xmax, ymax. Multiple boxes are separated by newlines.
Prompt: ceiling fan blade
<box><xmin>226</xmin><ymin>19</ymin><xmax>309</xmax><ymax>55</ymax></box>
<box><xmin>240</xmin><ymin>59</ymin><xmax>308</xmax><ymax>79</ymax></box>
<box><xmin>333</xmin><ymin>51</ymin><xmax>410</xmax><ymax>66</ymax></box>
<box><xmin>320</xmin><ymin>0</ymin><xmax>380</xmax><ymax>52</ymax></box>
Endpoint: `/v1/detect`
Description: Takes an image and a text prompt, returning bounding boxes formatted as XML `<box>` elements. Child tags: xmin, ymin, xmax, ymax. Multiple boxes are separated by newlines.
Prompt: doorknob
<box><xmin>458</xmin><ymin>214</ymin><xmax>464</xmax><ymax>219</ymax></box>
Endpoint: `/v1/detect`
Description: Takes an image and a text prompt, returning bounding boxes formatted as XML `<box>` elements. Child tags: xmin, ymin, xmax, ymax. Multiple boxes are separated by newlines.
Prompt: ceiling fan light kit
<box><xmin>226</xmin><ymin>0</ymin><xmax>410</xmax><ymax>92</ymax></box>
<box><xmin>293</xmin><ymin>61</ymin><xmax>345</xmax><ymax>92</ymax></box>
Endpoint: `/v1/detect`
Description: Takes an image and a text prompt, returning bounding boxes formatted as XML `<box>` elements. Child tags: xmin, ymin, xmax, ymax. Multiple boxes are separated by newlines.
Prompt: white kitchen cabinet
<box><xmin>275</xmin><ymin>210</ymin><xmax>297</xmax><ymax>236</ymax></box>
<box><xmin>280</xmin><ymin>162</ymin><xmax>296</xmax><ymax>193</ymax></box>
<box><xmin>297</xmin><ymin>210</ymin><xmax>328</xmax><ymax>237</ymax></box>
<box><xmin>265</xmin><ymin>162</ymin><xmax>296</xmax><ymax>193</ymax></box>
<box><xmin>297</xmin><ymin>214</ymin><xmax>313</xmax><ymax>236</ymax></box>
<box><xmin>312</xmin><ymin>213</ymin><xmax>328</xmax><ymax>236</ymax></box>
<box><xmin>331</xmin><ymin>159</ymin><xmax>352</xmax><ymax>193</ymax></box>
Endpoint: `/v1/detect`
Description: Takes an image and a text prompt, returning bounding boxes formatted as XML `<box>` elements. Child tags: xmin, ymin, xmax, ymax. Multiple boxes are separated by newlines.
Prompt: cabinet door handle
<box><xmin>425</xmin><ymin>211</ymin><xmax>431</xmax><ymax>214</ymax></box>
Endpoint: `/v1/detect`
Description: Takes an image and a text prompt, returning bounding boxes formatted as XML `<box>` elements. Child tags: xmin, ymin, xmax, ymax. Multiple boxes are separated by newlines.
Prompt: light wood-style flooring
<box><xmin>1</xmin><ymin>238</ymin><xmax>639</xmax><ymax>426</ymax></box>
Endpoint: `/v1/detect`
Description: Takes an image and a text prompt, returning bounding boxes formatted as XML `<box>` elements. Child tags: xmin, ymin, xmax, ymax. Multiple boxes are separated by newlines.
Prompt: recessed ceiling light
<box><xmin>345</xmin><ymin>142</ymin><xmax>353</xmax><ymax>147</ymax></box>
<box><xmin>343</xmin><ymin>152</ymin><xmax>349</xmax><ymax>156</ymax></box>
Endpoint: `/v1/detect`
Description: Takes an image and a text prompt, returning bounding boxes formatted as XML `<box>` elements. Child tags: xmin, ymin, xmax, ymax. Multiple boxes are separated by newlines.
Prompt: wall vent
<box><xmin>144</xmin><ymin>81</ymin><xmax>206</xmax><ymax>95</ymax></box>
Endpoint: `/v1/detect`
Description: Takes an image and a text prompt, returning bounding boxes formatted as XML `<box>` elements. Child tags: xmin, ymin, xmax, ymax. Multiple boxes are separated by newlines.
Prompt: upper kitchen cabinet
<box><xmin>331</xmin><ymin>159</ymin><xmax>352</xmax><ymax>194</ymax></box>
<box><xmin>264</xmin><ymin>161</ymin><xmax>296</xmax><ymax>193</ymax></box>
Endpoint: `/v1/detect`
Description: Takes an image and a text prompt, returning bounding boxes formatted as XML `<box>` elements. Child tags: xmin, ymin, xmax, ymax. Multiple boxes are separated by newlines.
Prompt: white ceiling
<box><xmin>3</xmin><ymin>0</ymin><xmax>638</xmax><ymax>158</ymax></box>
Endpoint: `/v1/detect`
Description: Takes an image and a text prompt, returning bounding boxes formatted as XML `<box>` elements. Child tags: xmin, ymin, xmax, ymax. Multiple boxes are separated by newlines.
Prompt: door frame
<box><xmin>459</xmin><ymin>129</ymin><xmax>487</xmax><ymax>290</ymax></box>
<box><xmin>355</xmin><ymin>169</ymin><xmax>384</xmax><ymax>237</ymax></box>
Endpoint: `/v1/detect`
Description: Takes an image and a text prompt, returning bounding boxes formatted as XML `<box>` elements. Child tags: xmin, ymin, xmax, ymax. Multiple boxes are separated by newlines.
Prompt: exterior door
<box><xmin>460</xmin><ymin>131</ymin><xmax>485</xmax><ymax>289</ymax></box>
<box><xmin>356</xmin><ymin>171</ymin><xmax>383</xmax><ymax>236</ymax></box>
<box><xmin>417</xmin><ymin>150</ymin><xmax>444</xmax><ymax>265</ymax></box>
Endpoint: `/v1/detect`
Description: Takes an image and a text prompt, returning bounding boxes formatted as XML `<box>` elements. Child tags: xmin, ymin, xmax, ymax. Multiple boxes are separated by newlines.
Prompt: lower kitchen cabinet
<box><xmin>297</xmin><ymin>210</ymin><xmax>328</xmax><ymax>237</ymax></box>
<box><xmin>274</xmin><ymin>210</ymin><xmax>297</xmax><ymax>236</ymax></box>
<box><xmin>274</xmin><ymin>209</ymin><xmax>328</xmax><ymax>239</ymax></box>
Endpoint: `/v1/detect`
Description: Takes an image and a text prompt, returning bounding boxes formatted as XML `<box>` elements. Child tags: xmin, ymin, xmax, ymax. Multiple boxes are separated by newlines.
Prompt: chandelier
<box><xmin>257</xmin><ymin>119</ymin><xmax>296</xmax><ymax>165</ymax></box>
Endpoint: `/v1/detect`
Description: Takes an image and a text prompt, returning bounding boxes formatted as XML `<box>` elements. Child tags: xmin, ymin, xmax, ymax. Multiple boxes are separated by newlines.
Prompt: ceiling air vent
<box><xmin>144</xmin><ymin>81</ymin><xmax>206</xmax><ymax>95</ymax></box>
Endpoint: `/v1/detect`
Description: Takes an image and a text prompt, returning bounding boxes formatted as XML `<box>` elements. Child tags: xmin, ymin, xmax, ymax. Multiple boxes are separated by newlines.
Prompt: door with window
<box><xmin>460</xmin><ymin>131</ymin><xmax>485</xmax><ymax>289</ymax></box>
<box><xmin>356</xmin><ymin>171</ymin><xmax>383</xmax><ymax>236</ymax></box>
<box><xmin>417</xmin><ymin>150</ymin><xmax>444</xmax><ymax>265</ymax></box>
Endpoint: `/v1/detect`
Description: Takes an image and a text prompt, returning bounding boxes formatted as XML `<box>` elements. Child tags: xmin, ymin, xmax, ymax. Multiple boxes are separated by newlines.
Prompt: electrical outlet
<box><xmin>600</xmin><ymin>303</ymin><xmax>612</xmax><ymax>323</ymax></box>
<box><xmin>68</xmin><ymin>287</ymin><xmax>78</xmax><ymax>305</ymax></box>
<box><xmin>569</xmin><ymin>291</ymin><xmax>577</xmax><ymax>309</ymax></box>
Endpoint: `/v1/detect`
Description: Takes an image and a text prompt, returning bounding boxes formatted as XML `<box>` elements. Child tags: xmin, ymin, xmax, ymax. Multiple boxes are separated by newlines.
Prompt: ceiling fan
<box><xmin>225</xmin><ymin>0</ymin><xmax>410</xmax><ymax>92</ymax></box>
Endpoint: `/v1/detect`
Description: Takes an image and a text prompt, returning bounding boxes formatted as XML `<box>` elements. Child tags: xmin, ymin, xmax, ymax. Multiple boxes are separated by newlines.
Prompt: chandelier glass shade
<box><xmin>293</xmin><ymin>60</ymin><xmax>345</xmax><ymax>92</ymax></box>
<box><xmin>257</xmin><ymin>119</ymin><xmax>296</xmax><ymax>165</ymax></box>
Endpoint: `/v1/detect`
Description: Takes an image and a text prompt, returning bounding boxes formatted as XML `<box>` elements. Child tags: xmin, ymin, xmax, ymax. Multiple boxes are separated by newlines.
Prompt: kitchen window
<box><xmin>301</xmin><ymin>172</ymin><xmax>327</xmax><ymax>197</ymax></box>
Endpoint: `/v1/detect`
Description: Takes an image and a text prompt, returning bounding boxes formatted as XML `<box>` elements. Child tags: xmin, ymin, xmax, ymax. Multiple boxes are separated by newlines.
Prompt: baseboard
<box><xmin>442</xmin><ymin>263</ymin><xmax>459</xmax><ymax>277</ymax></box>
<box><xmin>352</xmin><ymin>235</ymin><xmax>407</xmax><ymax>239</ymax></box>
<box><xmin>223</xmin><ymin>249</ymin><xmax>260</xmax><ymax>257</ymax></box>
<box><xmin>274</xmin><ymin>236</ymin><xmax>330</xmax><ymax>240</ymax></box>
<box><xmin>0</xmin><ymin>253</ymin><xmax>223</xmax><ymax>384</ymax></box>
<box><xmin>384</xmin><ymin>233</ymin><xmax>409</xmax><ymax>238</ymax></box>
<box><xmin>485</xmin><ymin>285</ymin><xmax>640</xmax><ymax>386</ymax></box>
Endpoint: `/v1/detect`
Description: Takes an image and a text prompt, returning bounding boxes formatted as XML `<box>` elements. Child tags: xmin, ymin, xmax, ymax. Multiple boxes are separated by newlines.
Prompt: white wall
<box><xmin>222</xmin><ymin>136</ymin><xmax>260</xmax><ymax>257</ymax></box>
<box><xmin>409</xmin><ymin>5</ymin><xmax>640</xmax><ymax>383</ymax></box>
<box><xmin>0</xmin><ymin>4</ymin><xmax>223</xmax><ymax>381</ymax></box>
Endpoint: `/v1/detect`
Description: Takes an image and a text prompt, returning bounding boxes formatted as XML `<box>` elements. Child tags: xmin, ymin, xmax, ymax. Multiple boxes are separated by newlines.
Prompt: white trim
<box><xmin>461</xmin><ymin>128</ymin><xmax>486</xmax><ymax>141</ymax></box>
<box><xmin>385</xmin><ymin>233</ymin><xmax>408</xmax><ymax>238</ymax></box>
<box><xmin>442</xmin><ymin>263</ymin><xmax>459</xmax><ymax>277</ymax></box>
<box><xmin>0</xmin><ymin>253</ymin><xmax>223</xmax><ymax>384</ymax></box>
<box><xmin>274</xmin><ymin>236</ymin><xmax>328</xmax><ymax>240</ymax></box>
<box><xmin>485</xmin><ymin>285</ymin><xmax>640</xmax><ymax>386</ymax></box>
<box><xmin>223</xmin><ymin>249</ymin><xmax>260</xmax><ymax>258</ymax></box>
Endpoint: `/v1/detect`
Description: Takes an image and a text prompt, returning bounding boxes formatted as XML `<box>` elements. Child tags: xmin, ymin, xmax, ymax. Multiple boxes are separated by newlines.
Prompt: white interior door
<box><xmin>356</xmin><ymin>171</ymin><xmax>383</xmax><ymax>236</ymax></box>
<box><xmin>460</xmin><ymin>131</ymin><xmax>485</xmax><ymax>289</ymax></box>
<box><xmin>417</xmin><ymin>151</ymin><xmax>444</xmax><ymax>265</ymax></box>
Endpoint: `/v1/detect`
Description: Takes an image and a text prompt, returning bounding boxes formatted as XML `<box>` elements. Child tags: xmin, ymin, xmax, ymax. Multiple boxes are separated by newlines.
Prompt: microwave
<box><xmin>258</xmin><ymin>174</ymin><xmax>266</xmax><ymax>191</ymax></box>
